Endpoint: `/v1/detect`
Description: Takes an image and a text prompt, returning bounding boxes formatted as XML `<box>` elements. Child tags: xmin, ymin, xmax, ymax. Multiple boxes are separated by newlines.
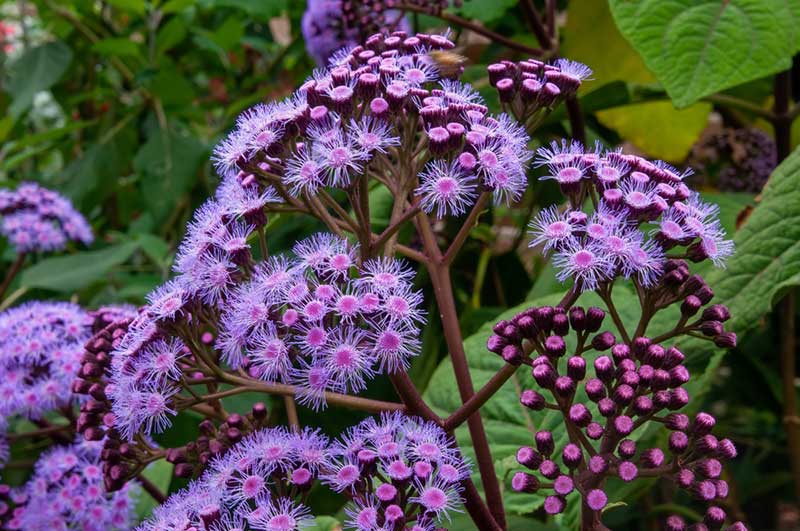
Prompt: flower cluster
<box><xmin>488</xmin><ymin>294</ymin><xmax>740</xmax><ymax>528</ymax></box>
<box><xmin>324</xmin><ymin>412</ymin><xmax>470</xmax><ymax>530</ymax></box>
<box><xmin>0</xmin><ymin>182</ymin><xmax>93</xmax><ymax>253</ymax></box>
<box><xmin>106</xmin><ymin>232</ymin><xmax>424</xmax><ymax>448</ymax></box>
<box><xmin>489</xmin><ymin>58</ymin><xmax>593</xmax><ymax>125</ymax></box>
<box><xmin>137</xmin><ymin>426</ymin><xmax>326</xmax><ymax>531</ymax></box>
<box><xmin>0</xmin><ymin>438</ymin><xmax>137</xmax><ymax>531</ymax></box>
<box><xmin>213</xmin><ymin>31</ymin><xmax>586</xmax><ymax>217</ymax></box>
<box><xmin>0</xmin><ymin>301</ymin><xmax>94</xmax><ymax>422</ymax></box>
<box><xmin>528</xmin><ymin>143</ymin><xmax>734</xmax><ymax>292</ymax></box>
<box><xmin>302</xmin><ymin>0</ymin><xmax>410</xmax><ymax>66</ymax></box>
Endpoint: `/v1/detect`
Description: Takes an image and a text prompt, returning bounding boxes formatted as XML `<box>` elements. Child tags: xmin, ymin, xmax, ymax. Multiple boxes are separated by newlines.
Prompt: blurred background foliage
<box><xmin>1</xmin><ymin>0</ymin><xmax>799</xmax><ymax>529</ymax></box>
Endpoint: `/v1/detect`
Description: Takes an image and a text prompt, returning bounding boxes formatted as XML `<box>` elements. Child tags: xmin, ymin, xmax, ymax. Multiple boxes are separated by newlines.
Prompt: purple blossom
<box><xmin>529</xmin><ymin>145</ymin><xmax>734</xmax><ymax>292</ymax></box>
<box><xmin>136</xmin><ymin>427</ymin><xmax>321</xmax><ymax>531</ymax></box>
<box><xmin>0</xmin><ymin>302</ymin><xmax>93</xmax><ymax>422</ymax></box>
<box><xmin>0</xmin><ymin>438</ymin><xmax>136</xmax><ymax>531</ymax></box>
<box><xmin>301</xmin><ymin>0</ymin><xmax>410</xmax><ymax>66</ymax></box>
<box><xmin>323</xmin><ymin>412</ymin><xmax>471</xmax><ymax>529</ymax></box>
<box><xmin>0</xmin><ymin>182</ymin><xmax>92</xmax><ymax>253</ymax></box>
<box><xmin>207</xmin><ymin>31</ymin><xmax>581</xmax><ymax>218</ymax></box>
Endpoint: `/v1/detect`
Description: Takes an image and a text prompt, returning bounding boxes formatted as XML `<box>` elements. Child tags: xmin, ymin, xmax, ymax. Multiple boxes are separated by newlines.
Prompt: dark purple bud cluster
<box><xmin>164</xmin><ymin>407</ymin><xmax>271</xmax><ymax>481</ymax></box>
<box><xmin>498</xmin><ymin>299</ymin><xmax>743</xmax><ymax>528</ymax></box>
<box><xmin>488</xmin><ymin>58</ymin><xmax>590</xmax><ymax>123</ymax></box>
<box><xmin>73</xmin><ymin>318</ymin><xmax>272</xmax><ymax>491</ymax></box>
<box><xmin>688</xmin><ymin>126</ymin><xmax>776</xmax><ymax>194</ymax></box>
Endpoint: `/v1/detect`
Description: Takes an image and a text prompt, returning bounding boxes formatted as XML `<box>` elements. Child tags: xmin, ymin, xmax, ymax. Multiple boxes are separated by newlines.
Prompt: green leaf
<box><xmin>92</xmin><ymin>38</ymin><xmax>144</xmax><ymax>59</ymax></box>
<box><xmin>306</xmin><ymin>516</ymin><xmax>342</xmax><ymax>531</ymax></box>
<box><xmin>705</xmin><ymin>147</ymin><xmax>800</xmax><ymax>334</ymax></box>
<box><xmin>61</xmin><ymin>123</ymin><xmax>137</xmax><ymax>209</ymax></box>
<box><xmin>106</xmin><ymin>0</ymin><xmax>147</xmax><ymax>14</ymax></box>
<box><xmin>133</xmin><ymin>129</ymin><xmax>207</xmax><ymax>223</ymax></box>
<box><xmin>4</xmin><ymin>41</ymin><xmax>73</xmax><ymax>117</ymax></box>
<box><xmin>454</xmin><ymin>0</ymin><xmax>518</xmax><ymax>23</ymax></box>
<box><xmin>156</xmin><ymin>17</ymin><xmax>189</xmax><ymax>56</ymax></box>
<box><xmin>145</xmin><ymin>68</ymin><xmax>197</xmax><ymax>106</ymax></box>
<box><xmin>609</xmin><ymin>0</ymin><xmax>799</xmax><ymax>108</ymax></box>
<box><xmin>208</xmin><ymin>0</ymin><xmax>287</xmax><ymax>19</ymax></box>
<box><xmin>422</xmin><ymin>289</ymin><xmax>649</xmax><ymax>519</ymax></box>
<box><xmin>562</xmin><ymin>0</ymin><xmax>710</xmax><ymax>161</ymax></box>
<box><xmin>19</xmin><ymin>241</ymin><xmax>139</xmax><ymax>293</ymax></box>
<box><xmin>161</xmin><ymin>0</ymin><xmax>196</xmax><ymax>14</ymax></box>
<box><xmin>596</xmin><ymin>101</ymin><xmax>710</xmax><ymax>162</ymax></box>
<box><xmin>135</xmin><ymin>460</ymin><xmax>174</xmax><ymax>520</ymax></box>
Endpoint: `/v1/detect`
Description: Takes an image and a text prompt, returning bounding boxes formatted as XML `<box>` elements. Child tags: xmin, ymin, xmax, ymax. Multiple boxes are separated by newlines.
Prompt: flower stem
<box><xmin>0</xmin><ymin>252</ymin><xmax>26</xmax><ymax>302</ymax></box>
<box><xmin>773</xmin><ymin>67</ymin><xmax>800</xmax><ymax>502</ymax></box>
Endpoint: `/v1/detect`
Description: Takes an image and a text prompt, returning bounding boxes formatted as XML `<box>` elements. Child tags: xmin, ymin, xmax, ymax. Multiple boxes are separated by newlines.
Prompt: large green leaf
<box><xmin>19</xmin><ymin>241</ymin><xmax>139</xmax><ymax>293</ymax></box>
<box><xmin>561</xmin><ymin>0</ymin><xmax>710</xmax><ymax>161</ymax></box>
<box><xmin>4</xmin><ymin>41</ymin><xmax>73</xmax><ymax>117</ymax></box>
<box><xmin>134</xmin><ymin>129</ymin><xmax>207</xmax><ymax>223</ymax></box>
<box><xmin>704</xmin><ymin>147</ymin><xmax>800</xmax><ymax>333</ymax></box>
<box><xmin>609</xmin><ymin>0</ymin><xmax>799</xmax><ymax>108</ymax></box>
<box><xmin>422</xmin><ymin>289</ymin><xmax>651</xmax><ymax>526</ymax></box>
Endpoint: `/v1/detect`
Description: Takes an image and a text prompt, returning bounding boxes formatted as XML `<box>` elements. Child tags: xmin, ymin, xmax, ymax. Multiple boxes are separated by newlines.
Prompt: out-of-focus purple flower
<box><xmin>0</xmin><ymin>437</ymin><xmax>136</xmax><ymax>531</ymax></box>
<box><xmin>0</xmin><ymin>301</ymin><xmax>93</xmax><ymax>422</ymax></box>
<box><xmin>0</xmin><ymin>182</ymin><xmax>92</xmax><ymax>253</ymax></box>
<box><xmin>323</xmin><ymin>412</ymin><xmax>471</xmax><ymax>529</ymax></box>
<box><xmin>135</xmin><ymin>427</ymin><xmax>320</xmax><ymax>531</ymax></box>
<box><xmin>301</xmin><ymin>0</ymin><xmax>411</xmax><ymax>66</ymax></box>
<box><xmin>528</xmin><ymin>144</ymin><xmax>734</xmax><ymax>291</ymax></box>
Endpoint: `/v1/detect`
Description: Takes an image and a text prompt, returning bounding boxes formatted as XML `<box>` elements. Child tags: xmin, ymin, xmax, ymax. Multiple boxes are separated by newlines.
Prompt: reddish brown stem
<box><xmin>773</xmin><ymin>68</ymin><xmax>800</xmax><ymax>503</ymax></box>
<box><xmin>462</xmin><ymin>477</ymin><xmax>504</xmax><ymax>531</ymax></box>
<box><xmin>443</xmin><ymin>192</ymin><xmax>491</xmax><ymax>266</ymax></box>
<box><xmin>137</xmin><ymin>474</ymin><xmax>167</xmax><ymax>503</ymax></box>
<box><xmin>444</xmin><ymin>363</ymin><xmax>517</xmax><ymax>430</ymax></box>
<box><xmin>429</xmin><ymin>264</ymin><xmax>506</xmax><ymax>528</ymax></box>
<box><xmin>396</xmin><ymin>3</ymin><xmax>546</xmax><ymax>57</ymax></box>
<box><xmin>0</xmin><ymin>252</ymin><xmax>26</xmax><ymax>301</ymax></box>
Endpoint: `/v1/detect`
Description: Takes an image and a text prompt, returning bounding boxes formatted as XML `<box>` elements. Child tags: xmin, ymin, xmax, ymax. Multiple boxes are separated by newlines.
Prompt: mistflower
<box><xmin>488</xmin><ymin>297</ymin><xmax>743</xmax><ymax>528</ymax></box>
<box><xmin>0</xmin><ymin>438</ymin><xmax>136</xmax><ymax>531</ymax></box>
<box><xmin>105</xmin><ymin>230</ymin><xmax>424</xmax><ymax>462</ymax></box>
<box><xmin>323</xmin><ymin>412</ymin><xmax>471</xmax><ymax>529</ymax></box>
<box><xmin>0</xmin><ymin>302</ymin><xmax>93</xmax><ymax>422</ymax></box>
<box><xmin>301</xmin><ymin>0</ymin><xmax>410</xmax><ymax>66</ymax></box>
<box><xmin>0</xmin><ymin>181</ymin><xmax>92</xmax><ymax>253</ymax></box>
<box><xmin>528</xmin><ymin>146</ymin><xmax>734</xmax><ymax>291</ymax></box>
<box><xmin>135</xmin><ymin>427</ymin><xmax>321</xmax><ymax>531</ymax></box>
<box><xmin>209</xmin><ymin>31</ymin><xmax>586</xmax><ymax>216</ymax></box>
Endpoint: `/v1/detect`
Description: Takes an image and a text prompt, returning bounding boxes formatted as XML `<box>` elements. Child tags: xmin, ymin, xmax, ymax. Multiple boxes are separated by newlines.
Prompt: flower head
<box><xmin>0</xmin><ymin>182</ymin><xmax>92</xmax><ymax>253</ymax></box>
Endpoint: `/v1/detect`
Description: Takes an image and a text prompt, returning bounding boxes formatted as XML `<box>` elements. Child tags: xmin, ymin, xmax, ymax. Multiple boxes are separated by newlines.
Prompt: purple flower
<box><xmin>0</xmin><ymin>302</ymin><xmax>93</xmax><ymax>422</ymax></box>
<box><xmin>301</xmin><ymin>0</ymin><xmax>410</xmax><ymax>66</ymax></box>
<box><xmin>0</xmin><ymin>438</ymin><xmax>136</xmax><ymax>531</ymax></box>
<box><xmin>528</xmin><ymin>145</ymin><xmax>734</xmax><ymax>292</ymax></box>
<box><xmin>135</xmin><ymin>427</ymin><xmax>321</xmax><ymax>531</ymax></box>
<box><xmin>323</xmin><ymin>412</ymin><xmax>470</xmax><ymax>528</ymax></box>
<box><xmin>0</xmin><ymin>182</ymin><xmax>92</xmax><ymax>253</ymax></box>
